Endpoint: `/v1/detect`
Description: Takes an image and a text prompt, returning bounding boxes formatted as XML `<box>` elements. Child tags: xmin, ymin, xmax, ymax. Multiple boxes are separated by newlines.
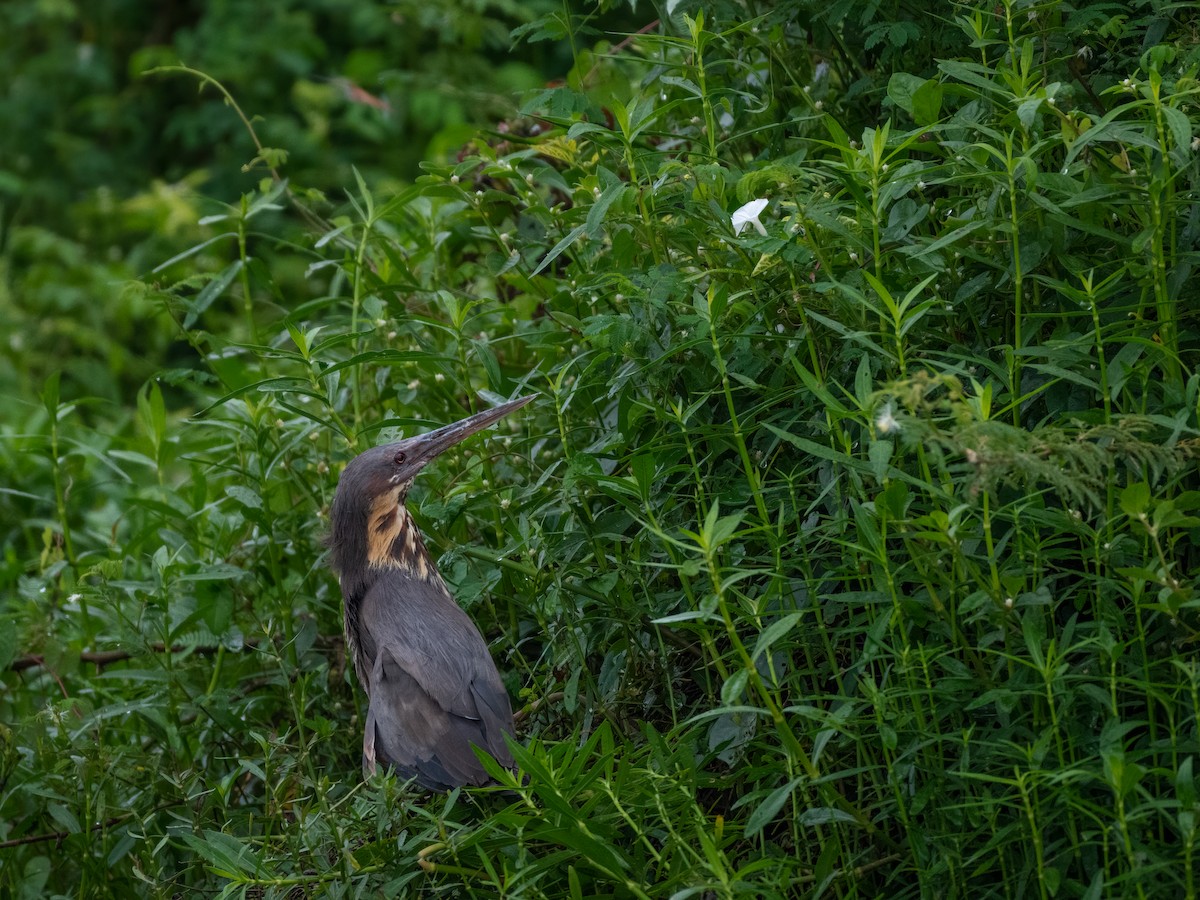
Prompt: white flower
<box><xmin>732</xmin><ymin>198</ymin><xmax>770</xmax><ymax>236</ymax></box>
<box><xmin>875</xmin><ymin>403</ymin><xmax>899</xmax><ymax>434</ymax></box>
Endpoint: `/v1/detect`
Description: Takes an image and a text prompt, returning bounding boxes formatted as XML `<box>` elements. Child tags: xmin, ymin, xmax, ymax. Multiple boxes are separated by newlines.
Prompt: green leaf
<box><xmin>151</xmin><ymin>232</ymin><xmax>237</xmax><ymax>273</ymax></box>
<box><xmin>41</xmin><ymin>371</ymin><xmax>61</xmax><ymax>417</ymax></box>
<box><xmin>1163</xmin><ymin>105</ymin><xmax>1192</xmax><ymax>156</ymax></box>
<box><xmin>651</xmin><ymin>609</ymin><xmax>718</xmax><ymax>624</ymax></box>
<box><xmin>752</xmin><ymin>613</ymin><xmax>803</xmax><ymax>662</ymax></box>
<box><xmin>796</xmin><ymin>807</ymin><xmax>860</xmax><ymax>826</ymax></box>
<box><xmin>721</xmin><ymin>668</ymin><xmax>749</xmax><ymax>705</ymax></box>
<box><xmin>585</xmin><ymin>169</ymin><xmax>628</xmax><ymax>238</ymax></box>
<box><xmin>911</xmin><ymin>79</ymin><xmax>944</xmax><ymax>125</ymax></box>
<box><xmin>179</xmin><ymin>830</ymin><xmax>261</xmax><ymax>878</ymax></box>
<box><xmin>185</xmin><ymin>260</ymin><xmax>244</xmax><ymax>329</ymax></box>
<box><xmin>705</xmin><ymin>509</ymin><xmax>744</xmax><ymax>549</ymax></box>
<box><xmin>887</xmin><ymin>73</ymin><xmax>925</xmax><ymax>117</ymax></box>
<box><xmin>745</xmin><ymin>778</ymin><xmax>804</xmax><ymax>838</ymax></box>
<box><xmin>138</xmin><ymin>380</ymin><xmax>167</xmax><ymax>464</ymax></box>
<box><xmin>868</xmin><ymin>439</ymin><xmax>893</xmax><ymax>481</ymax></box>
<box><xmin>1120</xmin><ymin>482</ymin><xmax>1151</xmax><ymax>518</ymax></box>
<box><xmin>226</xmin><ymin>485</ymin><xmax>263</xmax><ymax>510</ymax></box>
<box><xmin>532</xmin><ymin>224</ymin><xmax>587</xmax><ymax>276</ymax></box>
<box><xmin>1177</xmin><ymin>756</ymin><xmax>1196</xmax><ymax>807</ymax></box>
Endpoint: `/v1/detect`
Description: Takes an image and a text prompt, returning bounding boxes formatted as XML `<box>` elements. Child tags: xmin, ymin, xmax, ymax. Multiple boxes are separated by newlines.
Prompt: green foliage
<box><xmin>4</xmin><ymin>1</ymin><xmax>1200</xmax><ymax>897</ymax></box>
<box><xmin>0</xmin><ymin>0</ymin><xmax>568</xmax><ymax>405</ymax></box>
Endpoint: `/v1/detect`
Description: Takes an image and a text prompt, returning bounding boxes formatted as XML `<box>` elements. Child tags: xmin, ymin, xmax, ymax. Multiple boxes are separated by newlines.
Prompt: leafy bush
<box><xmin>3</xmin><ymin>1</ymin><xmax>1200</xmax><ymax>898</ymax></box>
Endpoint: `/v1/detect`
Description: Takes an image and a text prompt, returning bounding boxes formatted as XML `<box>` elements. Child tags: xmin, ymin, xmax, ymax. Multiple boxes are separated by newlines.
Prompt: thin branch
<box><xmin>0</xmin><ymin>814</ymin><xmax>129</xmax><ymax>850</ymax></box>
<box><xmin>514</xmin><ymin>691</ymin><xmax>565</xmax><ymax>725</ymax></box>
<box><xmin>11</xmin><ymin>635</ymin><xmax>342</xmax><ymax>674</ymax></box>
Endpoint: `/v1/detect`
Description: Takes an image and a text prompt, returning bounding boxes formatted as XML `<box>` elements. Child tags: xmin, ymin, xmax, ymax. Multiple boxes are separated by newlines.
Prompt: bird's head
<box><xmin>327</xmin><ymin>396</ymin><xmax>533</xmax><ymax>599</ymax></box>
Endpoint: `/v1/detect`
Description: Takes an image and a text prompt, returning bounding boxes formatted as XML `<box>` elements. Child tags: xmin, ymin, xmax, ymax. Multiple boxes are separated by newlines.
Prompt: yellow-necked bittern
<box><xmin>327</xmin><ymin>396</ymin><xmax>532</xmax><ymax>789</ymax></box>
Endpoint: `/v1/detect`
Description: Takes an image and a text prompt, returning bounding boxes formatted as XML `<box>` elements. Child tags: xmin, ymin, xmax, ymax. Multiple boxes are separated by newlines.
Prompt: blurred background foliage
<box><xmin>3</xmin><ymin>0</ymin><xmax>1200</xmax><ymax>897</ymax></box>
<box><xmin>0</xmin><ymin>0</ymin><xmax>584</xmax><ymax>405</ymax></box>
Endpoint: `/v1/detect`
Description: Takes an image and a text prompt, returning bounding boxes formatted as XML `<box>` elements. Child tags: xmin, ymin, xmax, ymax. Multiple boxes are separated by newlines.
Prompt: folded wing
<box><xmin>358</xmin><ymin>574</ymin><xmax>514</xmax><ymax>789</ymax></box>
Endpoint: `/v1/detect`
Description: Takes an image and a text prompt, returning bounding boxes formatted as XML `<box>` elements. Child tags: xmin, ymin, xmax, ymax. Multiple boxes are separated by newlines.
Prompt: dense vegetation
<box><xmin>3</xmin><ymin>1</ymin><xmax>1200</xmax><ymax>897</ymax></box>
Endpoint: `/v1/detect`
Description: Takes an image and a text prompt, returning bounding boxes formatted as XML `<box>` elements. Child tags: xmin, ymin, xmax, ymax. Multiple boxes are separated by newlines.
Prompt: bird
<box><xmin>326</xmin><ymin>395</ymin><xmax>533</xmax><ymax>790</ymax></box>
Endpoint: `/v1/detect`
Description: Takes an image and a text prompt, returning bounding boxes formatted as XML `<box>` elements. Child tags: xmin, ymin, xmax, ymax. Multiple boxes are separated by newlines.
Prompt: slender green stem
<box><xmin>706</xmin><ymin>286</ymin><xmax>770</xmax><ymax>527</ymax></box>
<box><xmin>236</xmin><ymin>209</ymin><xmax>256</xmax><ymax>343</ymax></box>
<box><xmin>49</xmin><ymin>412</ymin><xmax>77</xmax><ymax>570</ymax></box>
<box><xmin>1016</xmin><ymin>769</ymin><xmax>1049</xmax><ymax>900</ymax></box>
<box><xmin>1005</xmin><ymin>137</ymin><xmax>1024</xmax><ymax>428</ymax></box>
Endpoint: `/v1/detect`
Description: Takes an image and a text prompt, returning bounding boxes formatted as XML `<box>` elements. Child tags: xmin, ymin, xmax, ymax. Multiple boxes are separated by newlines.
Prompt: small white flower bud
<box><xmin>875</xmin><ymin>404</ymin><xmax>899</xmax><ymax>434</ymax></box>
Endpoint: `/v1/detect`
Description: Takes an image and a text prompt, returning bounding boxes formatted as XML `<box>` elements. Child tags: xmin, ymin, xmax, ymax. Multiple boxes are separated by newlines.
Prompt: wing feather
<box><xmin>357</xmin><ymin>574</ymin><xmax>514</xmax><ymax>789</ymax></box>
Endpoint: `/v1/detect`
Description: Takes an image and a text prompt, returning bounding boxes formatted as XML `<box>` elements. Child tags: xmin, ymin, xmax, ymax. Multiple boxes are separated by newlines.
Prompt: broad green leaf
<box><xmin>1120</xmin><ymin>483</ymin><xmax>1151</xmax><ymax>518</ymax></box>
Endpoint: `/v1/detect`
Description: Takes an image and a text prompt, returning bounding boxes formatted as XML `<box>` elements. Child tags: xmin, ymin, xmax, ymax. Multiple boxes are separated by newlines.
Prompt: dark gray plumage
<box><xmin>327</xmin><ymin>396</ymin><xmax>531</xmax><ymax>789</ymax></box>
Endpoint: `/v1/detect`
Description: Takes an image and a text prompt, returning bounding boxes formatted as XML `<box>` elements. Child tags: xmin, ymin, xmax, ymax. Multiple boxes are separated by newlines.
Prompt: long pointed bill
<box><xmin>400</xmin><ymin>395</ymin><xmax>534</xmax><ymax>467</ymax></box>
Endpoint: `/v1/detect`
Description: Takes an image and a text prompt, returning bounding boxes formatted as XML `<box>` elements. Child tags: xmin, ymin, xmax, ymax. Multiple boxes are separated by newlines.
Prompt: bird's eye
<box><xmin>393</xmin><ymin>451</ymin><xmax>407</xmax><ymax>466</ymax></box>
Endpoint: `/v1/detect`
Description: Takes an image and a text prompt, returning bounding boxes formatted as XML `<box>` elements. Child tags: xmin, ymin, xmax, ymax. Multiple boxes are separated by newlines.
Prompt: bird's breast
<box><xmin>366</xmin><ymin>494</ymin><xmax>437</xmax><ymax>581</ymax></box>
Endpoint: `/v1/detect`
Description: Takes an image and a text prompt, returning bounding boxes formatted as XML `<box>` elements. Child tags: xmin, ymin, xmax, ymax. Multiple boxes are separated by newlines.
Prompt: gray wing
<box><xmin>357</xmin><ymin>575</ymin><xmax>514</xmax><ymax>790</ymax></box>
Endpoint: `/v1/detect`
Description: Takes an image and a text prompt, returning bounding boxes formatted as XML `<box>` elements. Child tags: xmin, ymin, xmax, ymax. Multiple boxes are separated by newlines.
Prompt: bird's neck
<box><xmin>366</xmin><ymin>491</ymin><xmax>439</xmax><ymax>581</ymax></box>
